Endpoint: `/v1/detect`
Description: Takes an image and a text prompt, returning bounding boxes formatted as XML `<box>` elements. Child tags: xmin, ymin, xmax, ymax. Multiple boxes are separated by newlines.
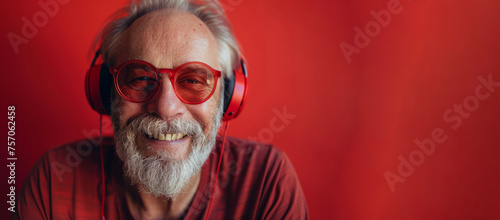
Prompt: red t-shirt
<box><xmin>11</xmin><ymin>137</ymin><xmax>308</xmax><ymax>219</ymax></box>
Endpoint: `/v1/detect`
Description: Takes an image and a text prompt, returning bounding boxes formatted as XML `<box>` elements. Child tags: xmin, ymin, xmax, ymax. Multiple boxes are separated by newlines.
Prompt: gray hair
<box><xmin>95</xmin><ymin>0</ymin><xmax>240</xmax><ymax>79</ymax></box>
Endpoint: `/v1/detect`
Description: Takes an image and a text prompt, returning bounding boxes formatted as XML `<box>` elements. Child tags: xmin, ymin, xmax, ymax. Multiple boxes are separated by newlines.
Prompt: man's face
<box><xmin>110</xmin><ymin>9</ymin><xmax>222</xmax><ymax>198</ymax></box>
<box><xmin>115</xmin><ymin>9</ymin><xmax>221</xmax><ymax>159</ymax></box>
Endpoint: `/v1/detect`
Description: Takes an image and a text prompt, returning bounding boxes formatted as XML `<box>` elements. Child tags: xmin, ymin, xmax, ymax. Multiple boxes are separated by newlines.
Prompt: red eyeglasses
<box><xmin>110</xmin><ymin>60</ymin><xmax>222</xmax><ymax>104</ymax></box>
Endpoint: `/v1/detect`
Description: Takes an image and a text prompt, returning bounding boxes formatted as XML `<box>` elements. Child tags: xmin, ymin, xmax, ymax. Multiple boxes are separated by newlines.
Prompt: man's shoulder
<box><xmin>207</xmin><ymin>137</ymin><xmax>308</xmax><ymax>219</ymax></box>
<box><xmin>15</xmin><ymin>137</ymin><xmax>114</xmax><ymax>219</ymax></box>
<box><xmin>222</xmin><ymin>136</ymin><xmax>287</xmax><ymax>163</ymax></box>
<box><xmin>214</xmin><ymin>136</ymin><xmax>292</xmax><ymax>178</ymax></box>
<box><xmin>36</xmin><ymin>137</ymin><xmax>115</xmax><ymax>182</ymax></box>
<box><xmin>43</xmin><ymin>136</ymin><xmax>114</xmax><ymax>161</ymax></box>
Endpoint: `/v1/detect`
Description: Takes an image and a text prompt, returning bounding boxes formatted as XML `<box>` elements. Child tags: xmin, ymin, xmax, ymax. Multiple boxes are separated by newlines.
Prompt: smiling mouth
<box><xmin>143</xmin><ymin>131</ymin><xmax>187</xmax><ymax>141</ymax></box>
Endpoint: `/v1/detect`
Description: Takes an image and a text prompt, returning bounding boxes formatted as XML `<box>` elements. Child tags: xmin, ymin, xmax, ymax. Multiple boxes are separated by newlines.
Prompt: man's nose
<box><xmin>146</xmin><ymin>77</ymin><xmax>187</xmax><ymax>121</ymax></box>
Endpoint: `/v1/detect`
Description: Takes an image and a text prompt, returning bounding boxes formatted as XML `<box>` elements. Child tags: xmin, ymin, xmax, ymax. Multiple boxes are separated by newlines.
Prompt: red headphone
<box><xmin>85</xmin><ymin>50</ymin><xmax>248</xmax><ymax>121</ymax></box>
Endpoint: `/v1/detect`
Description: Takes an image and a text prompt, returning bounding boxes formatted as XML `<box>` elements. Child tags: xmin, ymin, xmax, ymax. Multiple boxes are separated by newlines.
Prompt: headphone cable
<box><xmin>100</xmin><ymin>114</ymin><xmax>106</xmax><ymax>220</ymax></box>
<box><xmin>205</xmin><ymin>120</ymin><xmax>230</xmax><ymax>220</ymax></box>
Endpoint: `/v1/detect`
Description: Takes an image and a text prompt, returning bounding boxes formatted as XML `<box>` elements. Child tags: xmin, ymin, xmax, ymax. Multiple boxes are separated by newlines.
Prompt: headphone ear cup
<box><xmin>223</xmin><ymin>72</ymin><xmax>236</xmax><ymax>116</ymax></box>
<box><xmin>85</xmin><ymin>62</ymin><xmax>112</xmax><ymax>115</ymax></box>
<box><xmin>222</xmin><ymin>59</ymin><xmax>248</xmax><ymax>121</ymax></box>
<box><xmin>99</xmin><ymin>63</ymin><xmax>113</xmax><ymax>114</ymax></box>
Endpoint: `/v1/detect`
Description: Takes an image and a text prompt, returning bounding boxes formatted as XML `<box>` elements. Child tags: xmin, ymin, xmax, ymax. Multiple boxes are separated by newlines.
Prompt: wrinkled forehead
<box><xmin>116</xmin><ymin>9</ymin><xmax>219</xmax><ymax>68</ymax></box>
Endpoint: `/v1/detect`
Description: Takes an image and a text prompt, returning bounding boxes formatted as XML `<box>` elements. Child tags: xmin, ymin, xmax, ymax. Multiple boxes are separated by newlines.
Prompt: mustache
<box><xmin>128</xmin><ymin>114</ymin><xmax>205</xmax><ymax>140</ymax></box>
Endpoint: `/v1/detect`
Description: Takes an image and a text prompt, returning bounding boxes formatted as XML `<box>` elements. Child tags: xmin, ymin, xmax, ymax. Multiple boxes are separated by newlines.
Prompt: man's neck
<box><xmin>124</xmin><ymin>172</ymin><xmax>201</xmax><ymax>220</ymax></box>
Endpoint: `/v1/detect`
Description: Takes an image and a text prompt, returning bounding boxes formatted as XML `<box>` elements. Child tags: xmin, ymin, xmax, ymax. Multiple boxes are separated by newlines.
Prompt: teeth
<box><xmin>147</xmin><ymin>132</ymin><xmax>186</xmax><ymax>141</ymax></box>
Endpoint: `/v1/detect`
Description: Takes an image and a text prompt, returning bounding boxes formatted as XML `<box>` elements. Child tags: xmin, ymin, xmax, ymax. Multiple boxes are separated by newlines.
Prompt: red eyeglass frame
<box><xmin>110</xmin><ymin>60</ymin><xmax>222</xmax><ymax>104</ymax></box>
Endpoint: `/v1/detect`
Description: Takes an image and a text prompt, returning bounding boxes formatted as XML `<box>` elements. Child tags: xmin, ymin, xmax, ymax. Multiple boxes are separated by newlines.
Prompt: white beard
<box><xmin>111</xmin><ymin>96</ymin><xmax>223</xmax><ymax>199</ymax></box>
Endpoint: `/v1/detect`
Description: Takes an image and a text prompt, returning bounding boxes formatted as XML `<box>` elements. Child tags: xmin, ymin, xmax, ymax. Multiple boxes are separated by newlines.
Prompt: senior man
<box><xmin>13</xmin><ymin>0</ymin><xmax>308</xmax><ymax>219</ymax></box>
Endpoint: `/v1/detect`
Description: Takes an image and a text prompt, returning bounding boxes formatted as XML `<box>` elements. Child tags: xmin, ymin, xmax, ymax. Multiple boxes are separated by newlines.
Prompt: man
<box><xmin>13</xmin><ymin>0</ymin><xmax>308</xmax><ymax>219</ymax></box>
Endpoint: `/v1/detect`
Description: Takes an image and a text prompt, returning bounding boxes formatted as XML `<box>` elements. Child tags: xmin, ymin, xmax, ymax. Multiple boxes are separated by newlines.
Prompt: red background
<box><xmin>2</xmin><ymin>0</ymin><xmax>500</xmax><ymax>219</ymax></box>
